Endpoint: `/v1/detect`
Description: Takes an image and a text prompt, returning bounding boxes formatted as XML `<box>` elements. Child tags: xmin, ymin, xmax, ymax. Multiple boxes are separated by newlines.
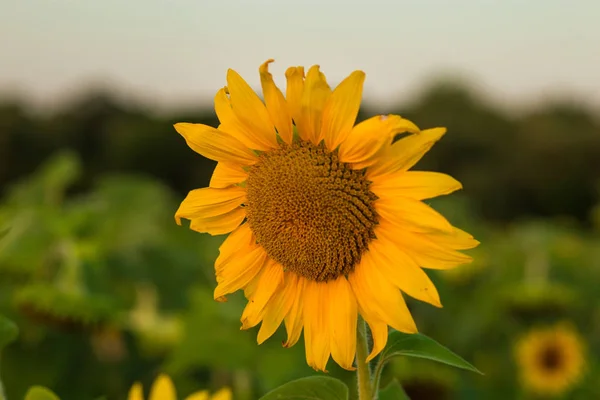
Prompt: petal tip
<box><xmin>285</xmin><ymin>66</ymin><xmax>305</xmax><ymax>78</ymax></box>
<box><xmin>214</xmin><ymin>287</ymin><xmax>227</xmax><ymax>301</ymax></box>
<box><xmin>260</xmin><ymin>59</ymin><xmax>275</xmax><ymax>73</ymax></box>
<box><xmin>351</xmin><ymin>70</ymin><xmax>366</xmax><ymax>81</ymax></box>
<box><xmin>226</xmin><ymin>68</ymin><xmax>241</xmax><ymax>81</ymax></box>
<box><xmin>173</xmin><ymin>122</ymin><xmax>188</xmax><ymax>133</ymax></box>
<box><xmin>366</xmin><ymin>352</ymin><xmax>379</xmax><ymax>363</ymax></box>
<box><xmin>436</xmin><ymin>127</ymin><xmax>448</xmax><ymax>137</ymax></box>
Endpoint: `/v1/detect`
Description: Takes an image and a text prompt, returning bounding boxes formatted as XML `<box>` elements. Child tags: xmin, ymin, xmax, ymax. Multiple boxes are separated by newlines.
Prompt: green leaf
<box><xmin>24</xmin><ymin>386</ymin><xmax>61</xmax><ymax>400</ymax></box>
<box><xmin>259</xmin><ymin>376</ymin><xmax>348</xmax><ymax>400</ymax></box>
<box><xmin>0</xmin><ymin>315</ymin><xmax>18</xmax><ymax>350</ymax></box>
<box><xmin>381</xmin><ymin>331</ymin><xmax>482</xmax><ymax>374</ymax></box>
<box><xmin>379</xmin><ymin>380</ymin><xmax>410</xmax><ymax>400</ymax></box>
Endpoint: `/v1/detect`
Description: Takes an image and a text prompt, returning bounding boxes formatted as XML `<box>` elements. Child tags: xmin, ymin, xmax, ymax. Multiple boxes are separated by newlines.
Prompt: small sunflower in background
<box><xmin>174</xmin><ymin>59</ymin><xmax>478</xmax><ymax>371</ymax></box>
<box><xmin>128</xmin><ymin>374</ymin><xmax>232</xmax><ymax>400</ymax></box>
<box><xmin>515</xmin><ymin>323</ymin><xmax>585</xmax><ymax>397</ymax></box>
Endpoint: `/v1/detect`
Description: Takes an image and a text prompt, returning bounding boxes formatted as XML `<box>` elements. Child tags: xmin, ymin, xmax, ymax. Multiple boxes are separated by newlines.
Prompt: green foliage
<box><xmin>13</xmin><ymin>284</ymin><xmax>117</xmax><ymax>330</ymax></box>
<box><xmin>378</xmin><ymin>380</ymin><xmax>409</xmax><ymax>400</ymax></box>
<box><xmin>0</xmin><ymin>315</ymin><xmax>18</xmax><ymax>350</ymax></box>
<box><xmin>378</xmin><ymin>331</ymin><xmax>481</xmax><ymax>375</ymax></box>
<box><xmin>259</xmin><ymin>376</ymin><xmax>348</xmax><ymax>400</ymax></box>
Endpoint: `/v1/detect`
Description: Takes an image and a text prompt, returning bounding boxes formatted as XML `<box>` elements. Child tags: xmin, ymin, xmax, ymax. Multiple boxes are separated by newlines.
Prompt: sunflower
<box><xmin>515</xmin><ymin>323</ymin><xmax>585</xmax><ymax>396</ymax></box>
<box><xmin>174</xmin><ymin>59</ymin><xmax>478</xmax><ymax>371</ymax></box>
<box><xmin>128</xmin><ymin>374</ymin><xmax>232</xmax><ymax>400</ymax></box>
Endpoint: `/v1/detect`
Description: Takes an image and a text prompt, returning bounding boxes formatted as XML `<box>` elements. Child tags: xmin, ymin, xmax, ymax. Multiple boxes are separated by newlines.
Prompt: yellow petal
<box><xmin>257</xmin><ymin>272</ymin><xmax>299</xmax><ymax>344</ymax></box>
<box><xmin>210</xmin><ymin>162</ymin><xmax>248</xmax><ymax>188</ymax></box>
<box><xmin>184</xmin><ymin>391</ymin><xmax>209</xmax><ymax>400</ymax></box>
<box><xmin>128</xmin><ymin>383</ymin><xmax>144</xmax><ymax>400</ymax></box>
<box><xmin>301</xmin><ymin>65</ymin><xmax>332</xmax><ymax>144</ymax></box>
<box><xmin>174</xmin><ymin>123</ymin><xmax>257</xmax><ymax>165</ymax></box>
<box><xmin>368</xmin><ymin>238</ymin><xmax>441</xmax><ymax>307</ymax></box>
<box><xmin>303</xmin><ymin>280</ymin><xmax>331</xmax><ymax>371</ymax></box>
<box><xmin>241</xmin><ymin>259</ymin><xmax>284</xmax><ymax>329</ymax></box>
<box><xmin>368</xmin><ymin>127</ymin><xmax>447</xmax><ymax>178</ymax></box>
<box><xmin>321</xmin><ymin>70</ymin><xmax>365</xmax><ymax>150</ymax></box>
<box><xmin>260</xmin><ymin>59</ymin><xmax>293</xmax><ymax>144</ymax></box>
<box><xmin>425</xmin><ymin>227</ymin><xmax>480</xmax><ymax>250</ymax></box>
<box><xmin>377</xmin><ymin>220</ymin><xmax>473</xmax><ymax>269</ymax></box>
<box><xmin>149</xmin><ymin>375</ymin><xmax>177</xmax><ymax>400</ymax></box>
<box><xmin>214</xmin><ymin>246</ymin><xmax>267</xmax><ymax>299</ymax></box>
<box><xmin>283</xmin><ymin>275</ymin><xmax>306</xmax><ymax>347</ymax></box>
<box><xmin>243</xmin><ymin>268</ymin><xmax>263</xmax><ymax>300</ymax></box>
<box><xmin>214</xmin><ymin>88</ymin><xmax>273</xmax><ymax>151</ymax></box>
<box><xmin>175</xmin><ymin>186</ymin><xmax>246</xmax><ymax>224</ymax></box>
<box><xmin>285</xmin><ymin>66</ymin><xmax>306</xmax><ymax>140</ymax></box>
<box><xmin>189</xmin><ymin>207</ymin><xmax>246</xmax><ymax>236</ymax></box>
<box><xmin>226</xmin><ymin>69</ymin><xmax>278</xmax><ymax>149</ymax></box>
<box><xmin>355</xmin><ymin>300</ymin><xmax>389</xmax><ymax>362</ymax></box>
<box><xmin>215</xmin><ymin>223</ymin><xmax>255</xmax><ymax>275</ymax></box>
<box><xmin>362</xmin><ymin>315</ymin><xmax>389</xmax><ymax>362</ymax></box>
<box><xmin>371</xmin><ymin>171</ymin><xmax>462</xmax><ymax>200</ymax></box>
<box><xmin>328</xmin><ymin>277</ymin><xmax>357</xmax><ymax>370</ymax></box>
<box><xmin>375</xmin><ymin>195</ymin><xmax>453</xmax><ymax>233</ymax></box>
<box><xmin>338</xmin><ymin>115</ymin><xmax>420</xmax><ymax>168</ymax></box>
<box><xmin>210</xmin><ymin>388</ymin><xmax>233</xmax><ymax>400</ymax></box>
<box><xmin>349</xmin><ymin>251</ymin><xmax>417</xmax><ymax>334</ymax></box>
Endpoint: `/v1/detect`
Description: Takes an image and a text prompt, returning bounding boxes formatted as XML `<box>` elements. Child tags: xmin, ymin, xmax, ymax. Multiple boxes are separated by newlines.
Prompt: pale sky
<box><xmin>1</xmin><ymin>0</ymin><xmax>599</xmax><ymax>112</ymax></box>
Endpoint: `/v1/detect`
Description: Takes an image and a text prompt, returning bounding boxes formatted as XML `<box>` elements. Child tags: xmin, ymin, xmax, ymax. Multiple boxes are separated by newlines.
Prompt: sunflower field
<box><xmin>1</xmin><ymin>75</ymin><xmax>599</xmax><ymax>400</ymax></box>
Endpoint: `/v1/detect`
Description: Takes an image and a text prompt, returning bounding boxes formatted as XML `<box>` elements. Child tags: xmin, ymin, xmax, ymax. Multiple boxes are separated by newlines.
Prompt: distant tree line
<box><xmin>1</xmin><ymin>81</ymin><xmax>599</xmax><ymax>224</ymax></box>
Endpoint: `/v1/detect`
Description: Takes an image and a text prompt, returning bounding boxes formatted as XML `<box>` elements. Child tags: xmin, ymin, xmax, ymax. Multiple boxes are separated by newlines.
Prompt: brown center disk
<box><xmin>245</xmin><ymin>140</ymin><xmax>379</xmax><ymax>282</ymax></box>
<box><xmin>539</xmin><ymin>343</ymin><xmax>563</xmax><ymax>372</ymax></box>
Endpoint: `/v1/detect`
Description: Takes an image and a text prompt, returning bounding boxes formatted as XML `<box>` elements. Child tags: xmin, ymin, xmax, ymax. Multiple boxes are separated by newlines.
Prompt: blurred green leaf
<box><xmin>380</xmin><ymin>331</ymin><xmax>482</xmax><ymax>374</ymax></box>
<box><xmin>24</xmin><ymin>386</ymin><xmax>60</xmax><ymax>400</ymax></box>
<box><xmin>259</xmin><ymin>376</ymin><xmax>348</xmax><ymax>400</ymax></box>
<box><xmin>0</xmin><ymin>315</ymin><xmax>18</xmax><ymax>350</ymax></box>
<box><xmin>379</xmin><ymin>380</ymin><xmax>410</xmax><ymax>400</ymax></box>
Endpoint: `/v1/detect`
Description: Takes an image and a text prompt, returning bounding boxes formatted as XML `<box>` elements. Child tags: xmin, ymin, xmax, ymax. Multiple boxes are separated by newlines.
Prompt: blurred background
<box><xmin>1</xmin><ymin>1</ymin><xmax>599</xmax><ymax>399</ymax></box>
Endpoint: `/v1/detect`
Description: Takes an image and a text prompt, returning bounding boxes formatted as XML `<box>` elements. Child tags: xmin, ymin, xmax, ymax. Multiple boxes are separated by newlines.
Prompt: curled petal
<box><xmin>301</xmin><ymin>65</ymin><xmax>331</xmax><ymax>144</ymax></box>
<box><xmin>260</xmin><ymin>59</ymin><xmax>293</xmax><ymax>144</ymax></box>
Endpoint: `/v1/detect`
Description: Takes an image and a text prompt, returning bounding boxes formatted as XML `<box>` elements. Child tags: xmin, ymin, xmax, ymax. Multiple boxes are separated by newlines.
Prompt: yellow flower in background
<box><xmin>515</xmin><ymin>323</ymin><xmax>585</xmax><ymax>396</ymax></box>
<box><xmin>128</xmin><ymin>374</ymin><xmax>232</xmax><ymax>400</ymax></box>
<box><xmin>174</xmin><ymin>59</ymin><xmax>478</xmax><ymax>371</ymax></box>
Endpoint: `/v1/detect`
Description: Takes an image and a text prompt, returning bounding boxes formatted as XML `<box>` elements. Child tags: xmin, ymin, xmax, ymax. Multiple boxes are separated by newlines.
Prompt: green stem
<box><xmin>356</xmin><ymin>317</ymin><xmax>373</xmax><ymax>400</ymax></box>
